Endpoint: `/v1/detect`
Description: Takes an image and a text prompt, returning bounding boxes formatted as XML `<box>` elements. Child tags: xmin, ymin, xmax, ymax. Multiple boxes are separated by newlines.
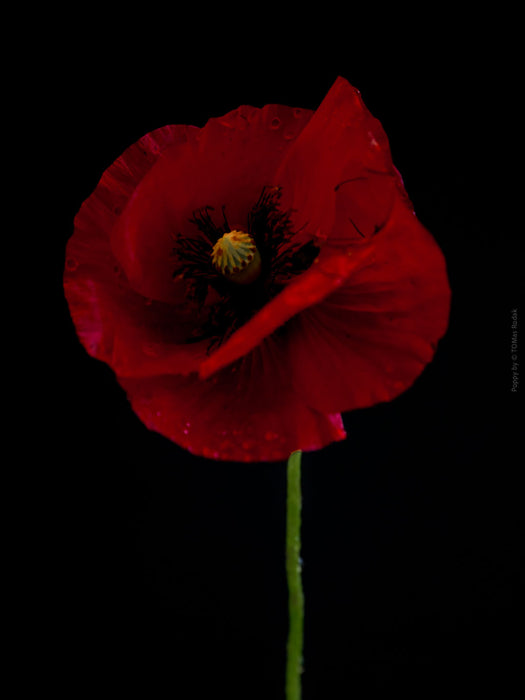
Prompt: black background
<box><xmin>43</xmin><ymin>18</ymin><xmax>522</xmax><ymax>699</ymax></box>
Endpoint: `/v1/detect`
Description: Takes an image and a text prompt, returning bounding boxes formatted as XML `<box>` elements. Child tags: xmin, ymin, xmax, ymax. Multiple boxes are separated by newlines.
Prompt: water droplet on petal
<box><xmin>293</xmin><ymin>108</ymin><xmax>303</xmax><ymax>119</ymax></box>
<box><xmin>264</xmin><ymin>431</ymin><xmax>279</xmax><ymax>442</ymax></box>
<box><xmin>270</xmin><ymin>117</ymin><xmax>281</xmax><ymax>130</ymax></box>
<box><xmin>202</xmin><ymin>446</ymin><xmax>220</xmax><ymax>459</ymax></box>
<box><xmin>283</xmin><ymin>131</ymin><xmax>295</xmax><ymax>141</ymax></box>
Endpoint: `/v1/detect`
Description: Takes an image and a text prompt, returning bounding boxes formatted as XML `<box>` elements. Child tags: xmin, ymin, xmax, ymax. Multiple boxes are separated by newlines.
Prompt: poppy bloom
<box><xmin>64</xmin><ymin>76</ymin><xmax>450</xmax><ymax>462</ymax></box>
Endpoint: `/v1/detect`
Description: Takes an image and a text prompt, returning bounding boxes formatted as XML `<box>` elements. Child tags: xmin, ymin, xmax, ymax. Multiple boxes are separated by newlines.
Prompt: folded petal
<box><xmin>118</xmin><ymin>334</ymin><xmax>346</xmax><ymax>462</ymax></box>
<box><xmin>199</xmin><ymin>243</ymin><xmax>376</xmax><ymax>379</ymax></box>
<box><xmin>274</xmin><ymin>76</ymin><xmax>404</xmax><ymax>248</ymax></box>
<box><xmin>284</xmin><ymin>199</ymin><xmax>451</xmax><ymax>413</ymax></box>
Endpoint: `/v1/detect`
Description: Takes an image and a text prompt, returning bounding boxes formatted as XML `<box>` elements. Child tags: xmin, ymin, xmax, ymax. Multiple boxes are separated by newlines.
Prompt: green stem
<box><xmin>286</xmin><ymin>450</ymin><xmax>304</xmax><ymax>700</ymax></box>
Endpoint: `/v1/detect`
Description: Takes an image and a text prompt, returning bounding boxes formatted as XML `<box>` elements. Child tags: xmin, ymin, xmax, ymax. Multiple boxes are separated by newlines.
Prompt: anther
<box><xmin>211</xmin><ymin>230</ymin><xmax>262</xmax><ymax>285</ymax></box>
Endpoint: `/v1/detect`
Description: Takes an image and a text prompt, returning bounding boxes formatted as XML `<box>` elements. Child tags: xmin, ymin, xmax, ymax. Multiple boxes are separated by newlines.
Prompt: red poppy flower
<box><xmin>64</xmin><ymin>76</ymin><xmax>450</xmax><ymax>462</ymax></box>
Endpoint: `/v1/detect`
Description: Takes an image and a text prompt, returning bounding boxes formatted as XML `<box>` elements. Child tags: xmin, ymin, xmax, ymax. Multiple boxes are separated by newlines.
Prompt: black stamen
<box><xmin>172</xmin><ymin>186</ymin><xmax>319</xmax><ymax>352</ymax></box>
<box><xmin>189</xmin><ymin>206</ymin><xmax>229</xmax><ymax>243</ymax></box>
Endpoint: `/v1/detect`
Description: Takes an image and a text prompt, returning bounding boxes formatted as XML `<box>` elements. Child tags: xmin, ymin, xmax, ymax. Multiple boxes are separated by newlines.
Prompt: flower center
<box><xmin>171</xmin><ymin>187</ymin><xmax>320</xmax><ymax>350</ymax></box>
<box><xmin>211</xmin><ymin>230</ymin><xmax>262</xmax><ymax>285</ymax></box>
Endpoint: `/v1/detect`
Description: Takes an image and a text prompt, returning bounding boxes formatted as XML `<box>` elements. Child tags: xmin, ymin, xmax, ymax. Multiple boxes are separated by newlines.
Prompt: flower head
<box><xmin>64</xmin><ymin>77</ymin><xmax>450</xmax><ymax>462</ymax></box>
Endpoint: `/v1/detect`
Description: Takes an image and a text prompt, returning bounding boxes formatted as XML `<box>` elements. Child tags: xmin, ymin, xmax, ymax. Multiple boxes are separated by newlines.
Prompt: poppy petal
<box><xmin>118</xmin><ymin>335</ymin><xmax>346</xmax><ymax>462</ymax></box>
<box><xmin>109</xmin><ymin>104</ymin><xmax>313</xmax><ymax>303</ymax></box>
<box><xmin>70</xmin><ymin>124</ymin><xmax>197</xmax><ymax>304</ymax></box>
<box><xmin>285</xmin><ymin>199</ymin><xmax>451</xmax><ymax>413</ymax></box>
<box><xmin>274</xmin><ymin>76</ymin><xmax>402</xmax><ymax>248</ymax></box>
<box><xmin>64</xmin><ymin>240</ymin><xmax>209</xmax><ymax>376</ymax></box>
<box><xmin>65</xmin><ymin>127</ymin><xmax>213</xmax><ymax>376</ymax></box>
<box><xmin>199</xmin><ymin>243</ymin><xmax>376</xmax><ymax>379</ymax></box>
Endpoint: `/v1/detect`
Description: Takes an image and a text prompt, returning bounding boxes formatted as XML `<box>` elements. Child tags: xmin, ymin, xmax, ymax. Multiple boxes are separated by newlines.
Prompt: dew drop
<box><xmin>264</xmin><ymin>431</ymin><xmax>279</xmax><ymax>442</ymax></box>
<box><xmin>65</xmin><ymin>257</ymin><xmax>79</xmax><ymax>272</ymax></box>
<box><xmin>202</xmin><ymin>446</ymin><xmax>220</xmax><ymax>459</ymax></box>
<box><xmin>270</xmin><ymin>117</ymin><xmax>281</xmax><ymax>130</ymax></box>
<box><xmin>283</xmin><ymin>131</ymin><xmax>295</xmax><ymax>141</ymax></box>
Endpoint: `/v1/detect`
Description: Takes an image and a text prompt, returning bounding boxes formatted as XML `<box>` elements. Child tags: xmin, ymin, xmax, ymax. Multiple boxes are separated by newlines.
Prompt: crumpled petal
<box><xmin>274</xmin><ymin>76</ymin><xmax>404</xmax><ymax>249</ymax></box>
